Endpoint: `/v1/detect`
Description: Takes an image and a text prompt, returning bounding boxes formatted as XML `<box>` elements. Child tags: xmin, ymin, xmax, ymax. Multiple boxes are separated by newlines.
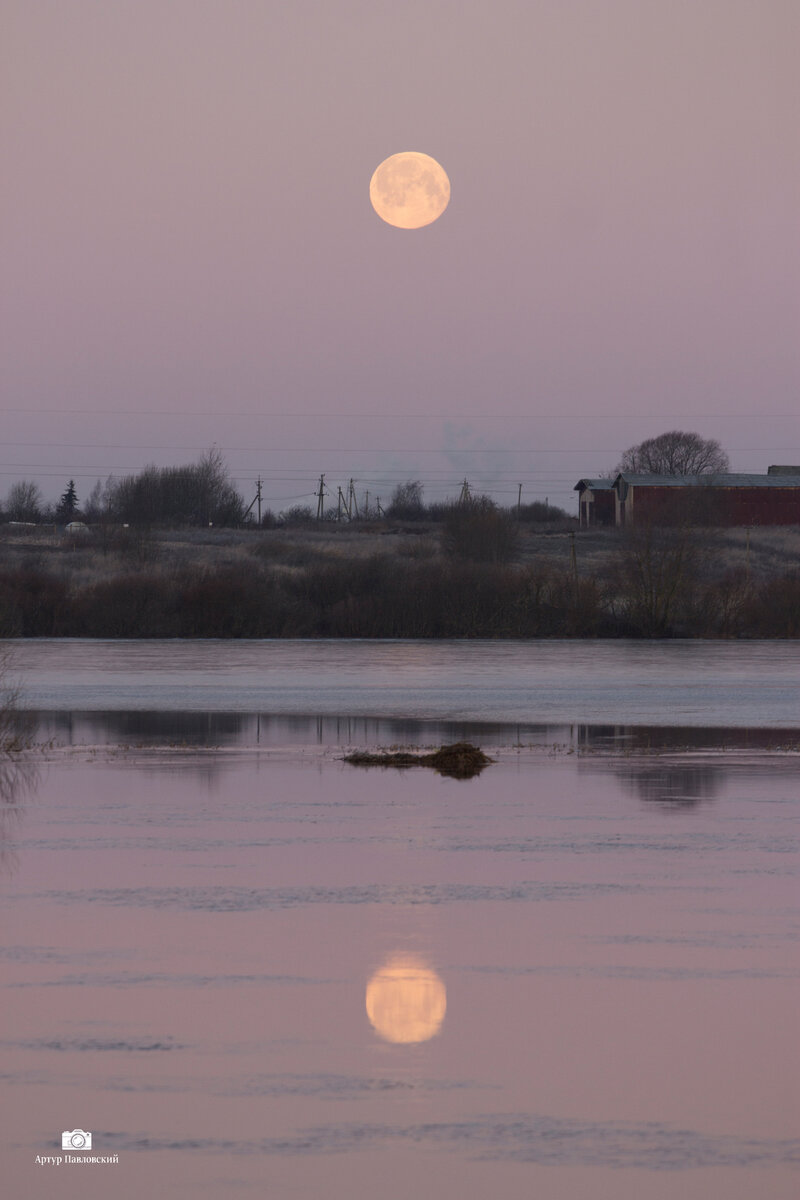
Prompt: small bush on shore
<box><xmin>517</xmin><ymin>501</ymin><xmax>573</xmax><ymax>524</ymax></box>
<box><xmin>0</xmin><ymin>568</ymin><xmax>69</xmax><ymax>637</ymax></box>
<box><xmin>443</xmin><ymin>497</ymin><xmax>520</xmax><ymax>564</ymax></box>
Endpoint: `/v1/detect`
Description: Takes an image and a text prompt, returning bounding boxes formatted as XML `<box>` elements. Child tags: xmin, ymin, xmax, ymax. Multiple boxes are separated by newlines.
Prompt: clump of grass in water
<box><xmin>0</xmin><ymin>646</ymin><xmax>31</xmax><ymax>755</ymax></box>
<box><xmin>343</xmin><ymin>741</ymin><xmax>493</xmax><ymax>780</ymax></box>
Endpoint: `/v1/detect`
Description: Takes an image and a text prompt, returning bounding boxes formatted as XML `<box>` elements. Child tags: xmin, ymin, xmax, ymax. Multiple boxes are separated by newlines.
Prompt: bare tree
<box><xmin>5</xmin><ymin>481</ymin><xmax>43</xmax><ymax>522</ymax></box>
<box><xmin>82</xmin><ymin>478</ymin><xmax>115</xmax><ymax>523</ymax></box>
<box><xmin>104</xmin><ymin>450</ymin><xmax>245</xmax><ymax>526</ymax></box>
<box><xmin>616</xmin><ymin>430</ymin><xmax>729</xmax><ymax>476</ymax></box>
<box><xmin>387</xmin><ymin>480</ymin><xmax>425</xmax><ymax>519</ymax></box>
<box><xmin>612</xmin><ymin>521</ymin><xmax>707</xmax><ymax>634</ymax></box>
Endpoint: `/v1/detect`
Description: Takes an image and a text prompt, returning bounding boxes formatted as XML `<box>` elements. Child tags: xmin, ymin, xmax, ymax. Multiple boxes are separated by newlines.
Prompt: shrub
<box><xmin>694</xmin><ymin>569</ymin><xmax>755</xmax><ymax>637</ymax></box>
<box><xmin>387</xmin><ymin>480</ymin><xmax>425</xmax><ymax>520</ymax></box>
<box><xmin>0</xmin><ymin>569</ymin><xmax>69</xmax><ymax>636</ymax></box>
<box><xmin>75</xmin><ymin>573</ymin><xmax>180</xmax><ymax>637</ymax></box>
<box><xmin>176</xmin><ymin>567</ymin><xmax>276</xmax><ymax>637</ymax></box>
<box><xmin>442</xmin><ymin>497</ymin><xmax>519</xmax><ymax>563</ymax></box>
<box><xmin>609</xmin><ymin>523</ymin><xmax>705</xmax><ymax>635</ymax></box>
<box><xmin>279</xmin><ymin>505</ymin><xmax>316</xmax><ymax>527</ymax></box>
<box><xmin>744</xmin><ymin>573</ymin><xmax>800</xmax><ymax>637</ymax></box>
<box><xmin>517</xmin><ymin>501</ymin><xmax>573</xmax><ymax>523</ymax></box>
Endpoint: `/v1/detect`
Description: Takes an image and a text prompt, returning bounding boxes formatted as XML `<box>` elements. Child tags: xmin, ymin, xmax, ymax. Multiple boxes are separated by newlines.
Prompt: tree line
<box><xmin>1</xmin><ymin>452</ymin><xmax>571</xmax><ymax>532</ymax></box>
<box><xmin>0</xmin><ymin>429</ymin><xmax>729</xmax><ymax>529</ymax></box>
<box><xmin>1</xmin><ymin>451</ymin><xmax>247</xmax><ymax>528</ymax></box>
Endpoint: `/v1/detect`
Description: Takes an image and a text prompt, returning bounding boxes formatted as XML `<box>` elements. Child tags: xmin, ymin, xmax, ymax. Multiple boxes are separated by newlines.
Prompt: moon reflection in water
<box><xmin>365</xmin><ymin>953</ymin><xmax>447</xmax><ymax>1044</ymax></box>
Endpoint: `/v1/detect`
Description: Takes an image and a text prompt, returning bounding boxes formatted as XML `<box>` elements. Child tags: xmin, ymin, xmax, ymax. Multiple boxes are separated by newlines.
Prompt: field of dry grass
<box><xmin>1</xmin><ymin>519</ymin><xmax>798</xmax><ymax>586</ymax></box>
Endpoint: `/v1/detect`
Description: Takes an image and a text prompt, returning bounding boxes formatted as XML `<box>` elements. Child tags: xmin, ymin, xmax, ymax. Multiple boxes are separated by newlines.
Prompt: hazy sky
<box><xmin>2</xmin><ymin>1</ymin><xmax>798</xmax><ymax>514</ymax></box>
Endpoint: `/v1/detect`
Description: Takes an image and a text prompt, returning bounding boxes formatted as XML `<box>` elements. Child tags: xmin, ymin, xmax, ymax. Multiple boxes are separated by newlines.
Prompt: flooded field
<box><xmin>2</xmin><ymin>725</ymin><xmax>799</xmax><ymax>1198</ymax></box>
<box><xmin>1</xmin><ymin>639</ymin><xmax>799</xmax><ymax>1196</ymax></box>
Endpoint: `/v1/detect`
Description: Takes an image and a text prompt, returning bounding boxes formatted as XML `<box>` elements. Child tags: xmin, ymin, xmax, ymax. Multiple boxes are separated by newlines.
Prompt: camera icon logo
<box><xmin>62</xmin><ymin>1129</ymin><xmax>92</xmax><ymax>1150</ymax></box>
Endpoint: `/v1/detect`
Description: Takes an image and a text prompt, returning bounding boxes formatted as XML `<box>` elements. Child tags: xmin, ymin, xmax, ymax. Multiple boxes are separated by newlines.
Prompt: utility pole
<box><xmin>242</xmin><ymin>477</ymin><xmax>264</xmax><ymax>525</ymax></box>
<box><xmin>376</xmin><ymin>497</ymin><xmax>383</xmax><ymax>517</ymax></box>
<box><xmin>347</xmin><ymin>478</ymin><xmax>359</xmax><ymax>520</ymax></box>
<box><xmin>745</xmin><ymin>526</ymin><xmax>751</xmax><ymax>582</ymax></box>
<box><xmin>364</xmin><ymin>490</ymin><xmax>370</xmax><ymax>518</ymax></box>
<box><xmin>316</xmin><ymin>474</ymin><xmax>326</xmax><ymax>521</ymax></box>
<box><xmin>517</xmin><ymin>483</ymin><xmax>522</xmax><ymax>518</ymax></box>
<box><xmin>337</xmin><ymin>486</ymin><xmax>346</xmax><ymax>522</ymax></box>
<box><xmin>458</xmin><ymin>478</ymin><xmax>472</xmax><ymax>506</ymax></box>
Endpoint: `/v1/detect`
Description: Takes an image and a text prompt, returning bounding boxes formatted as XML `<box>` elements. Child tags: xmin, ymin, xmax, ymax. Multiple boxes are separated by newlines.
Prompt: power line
<box><xmin>0</xmin><ymin>445</ymin><xmax>795</xmax><ymax>462</ymax></box>
<box><xmin>1</xmin><ymin>407</ymin><xmax>795</xmax><ymax>420</ymax></box>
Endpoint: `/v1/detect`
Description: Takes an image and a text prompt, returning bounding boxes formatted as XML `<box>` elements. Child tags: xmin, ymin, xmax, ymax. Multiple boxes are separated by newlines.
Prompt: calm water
<box><xmin>8</xmin><ymin>638</ymin><xmax>800</xmax><ymax>726</ymax></box>
<box><xmin>1</xmin><ymin>639</ymin><xmax>799</xmax><ymax>1197</ymax></box>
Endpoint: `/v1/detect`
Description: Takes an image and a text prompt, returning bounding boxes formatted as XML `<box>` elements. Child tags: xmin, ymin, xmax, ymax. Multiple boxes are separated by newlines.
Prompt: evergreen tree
<box><xmin>56</xmin><ymin>479</ymin><xmax>79</xmax><ymax>521</ymax></box>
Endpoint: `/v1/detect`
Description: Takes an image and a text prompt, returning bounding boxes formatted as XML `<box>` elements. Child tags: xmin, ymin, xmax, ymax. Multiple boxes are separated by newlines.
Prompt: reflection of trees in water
<box><xmin>575</xmin><ymin>723</ymin><xmax>800</xmax><ymax>808</ymax></box>
<box><xmin>615</xmin><ymin>762</ymin><xmax>722</xmax><ymax>808</ymax></box>
<box><xmin>577</xmin><ymin>724</ymin><xmax>798</xmax><ymax>754</ymax></box>
<box><xmin>1</xmin><ymin>645</ymin><xmax>35</xmax><ymax>752</ymax></box>
<box><xmin>30</xmin><ymin>709</ymin><xmax>574</xmax><ymax>751</ymax></box>
<box><xmin>0</xmin><ymin>755</ymin><xmax>40</xmax><ymax>878</ymax></box>
<box><xmin>576</xmin><ymin>726</ymin><xmax>725</xmax><ymax>807</ymax></box>
<box><xmin>34</xmin><ymin>709</ymin><xmax>251</xmax><ymax>746</ymax></box>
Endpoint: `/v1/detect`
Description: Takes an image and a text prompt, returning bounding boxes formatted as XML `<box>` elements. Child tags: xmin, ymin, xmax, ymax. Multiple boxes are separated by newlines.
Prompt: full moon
<box><xmin>365</xmin><ymin>953</ymin><xmax>447</xmax><ymax>1043</ymax></box>
<box><xmin>369</xmin><ymin>152</ymin><xmax>450</xmax><ymax>230</ymax></box>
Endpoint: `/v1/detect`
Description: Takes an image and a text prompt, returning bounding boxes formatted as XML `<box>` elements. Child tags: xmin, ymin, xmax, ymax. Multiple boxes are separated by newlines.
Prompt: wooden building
<box><xmin>611</xmin><ymin>472</ymin><xmax>800</xmax><ymax>527</ymax></box>
<box><xmin>574</xmin><ymin>478</ymin><xmax>616</xmax><ymax>527</ymax></box>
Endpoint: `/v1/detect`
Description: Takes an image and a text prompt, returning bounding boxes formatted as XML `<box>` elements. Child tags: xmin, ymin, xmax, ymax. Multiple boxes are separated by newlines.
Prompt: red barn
<box><xmin>611</xmin><ymin>472</ymin><xmax>800</xmax><ymax>527</ymax></box>
<box><xmin>574</xmin><ymin>478</ymin><xmax>616</xmax><ymax>527</ymax></box>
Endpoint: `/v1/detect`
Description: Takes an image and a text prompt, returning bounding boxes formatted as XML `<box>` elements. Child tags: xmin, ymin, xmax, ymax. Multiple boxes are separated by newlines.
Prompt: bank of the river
<box><xmin>0</xmin><ymin>522</ymin><xmax>798</xmax><ymax>637</ymax></box>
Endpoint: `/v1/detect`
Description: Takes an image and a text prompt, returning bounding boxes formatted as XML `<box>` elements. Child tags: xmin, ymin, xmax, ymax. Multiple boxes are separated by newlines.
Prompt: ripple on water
<box><xmin>17</xmin><ymin>880</ymin><xmax>665</xmax><ymax>912</ymax></box>
<box><xmin>96</xmin><ymin>1115</ymin><xmax>800</xmax><ymax>1168</ymax></box>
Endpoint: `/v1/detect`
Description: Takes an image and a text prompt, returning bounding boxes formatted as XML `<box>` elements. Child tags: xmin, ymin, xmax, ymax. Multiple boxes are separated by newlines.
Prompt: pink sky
<box><xmin>2</xmin><ymin>1</ymin><xmax>798</xmax><ymax>514</ymax></box>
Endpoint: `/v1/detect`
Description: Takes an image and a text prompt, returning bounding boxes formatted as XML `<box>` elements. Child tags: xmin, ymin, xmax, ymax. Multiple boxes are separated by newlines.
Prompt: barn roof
<box><xmin>614</xmin><ymin>472</ymin><xmax>800</xmax><ymax>488</ymax></box>
<box><xmin>574</xmin><ymin>478</ymin><xmax>615</xmax><ymax>491</ymax></box>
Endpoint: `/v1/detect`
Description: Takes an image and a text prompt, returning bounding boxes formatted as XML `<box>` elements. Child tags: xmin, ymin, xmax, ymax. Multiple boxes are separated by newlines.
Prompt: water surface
<box><xmin>2</xmin><ymin>638</ymin><xmax>798</xmax><ymax>1197</ymax></box>
<box><xmin>2</xmin><ymin>745</ymin><xmax>798</xmax><ymax>1198</ymax></box>
<box><xmin>9</xmin><ymin>638</ymin><xmax>800</xmax><ymax>727</ymax></box>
